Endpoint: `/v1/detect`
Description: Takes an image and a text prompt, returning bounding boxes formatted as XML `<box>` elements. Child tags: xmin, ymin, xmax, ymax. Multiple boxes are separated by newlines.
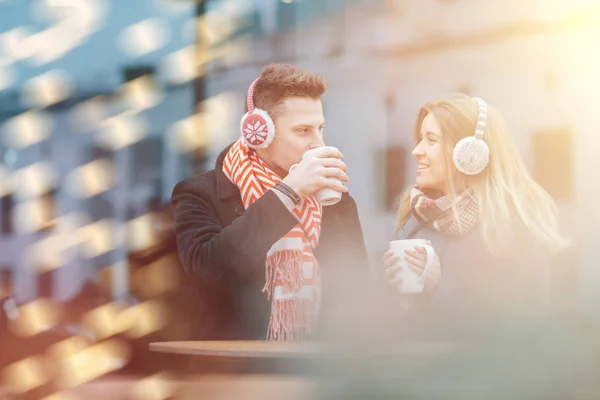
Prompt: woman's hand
<box><xmin>382</xmin><ymin>250</ymin><xmax>402</xmax><ymax>288</ymax></box>
<box><xmin>404</xmin><ymin>240</ymin><xmax>441</xmax><ymax>291</ymax></box>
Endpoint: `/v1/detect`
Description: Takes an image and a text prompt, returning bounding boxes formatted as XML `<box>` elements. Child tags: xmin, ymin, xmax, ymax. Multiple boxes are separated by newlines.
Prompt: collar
<box><xmin>215</xmin><ymin>142</ymin><xmax>239</xmax><ymax>200</ymax></box>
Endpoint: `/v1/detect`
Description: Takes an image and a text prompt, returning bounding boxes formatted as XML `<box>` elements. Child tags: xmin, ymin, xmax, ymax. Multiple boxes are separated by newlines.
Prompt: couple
<box><xmin>171</xmin><ymin>63</ymin><xmax>568</xmax><ymax>342</ymax></box>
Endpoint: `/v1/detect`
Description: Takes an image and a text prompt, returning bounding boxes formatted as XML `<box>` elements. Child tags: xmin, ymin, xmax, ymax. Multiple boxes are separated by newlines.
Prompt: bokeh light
<box><xmin>132</xmin><ymin>255</ymin><xmax>181</xmax><ymax>298</ymax></box>
<box><xmin>22</xmin><ymin>70</ymin><xmax>72</xmax><ymax>108</ymax></box>
<box><xmin>167</xmin><ymin>113</ymin><xmax>208</xmax><ymax>153</ymax></box>
<box><xmin>95</xmin><ymin>113</ymin><xmax>148</xmax><ymax>150</ymax></box>
<box><xmin>118</xmin><ymin>18</ymin><xmax>169</xmax><ymax>57</ymax></box>
<box><xmin>129</xmin><ymin>372</ymin><xmax>176</xmax><ymax>400</ymax></box>
<box><xmin>66</xmin><ymin>159</ymin><xmax>114</xmax><ymax>198</ymax></box>
<box><xmin>121</xmin><ymin>75</ymin><xmax>163</xmax><ymax>112</ymax></box>
<box><xmin>1</xmin><ymin>26</ymin><xmax>36</xmax><ymax>61</ymax></box>
<box><xmin>13</xmin><ymin>162</ymin><xmax>57</xmax><ymax>200</ymax></box>
<box><xmin>13</xmin><ymin>197</ymin><xmax>54</xmax><ymax>233</ymax></box>
<box><xmin>2</xmin><ymin>111</ymin><xmax>55</xmax><ymax>148</ymax></box>
<box><xmin>57</xmin><ymin>339</ymin><xmax>130</xmax><ymax>388</ymax></box>
<box><xmin>9</xmin><ymin>298</ymin><xmax>62</xmax><ymax>337</ymax></box>
<box><xmin>2</xmin><ymin>355</ymin><xmax>51</xmax><ymax>394</ymax></box>
<box><xmin>160</xmin><ymin>46</ymin><xmax>197</xmax><ymax>85</ymax></box>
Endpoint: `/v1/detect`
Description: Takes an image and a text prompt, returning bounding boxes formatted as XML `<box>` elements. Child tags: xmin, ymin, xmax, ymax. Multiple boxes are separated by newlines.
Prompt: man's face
<box><xmin>257</xmin><ymin>96</ymin><xmax>325</xmax><ymax>177</ymax></box>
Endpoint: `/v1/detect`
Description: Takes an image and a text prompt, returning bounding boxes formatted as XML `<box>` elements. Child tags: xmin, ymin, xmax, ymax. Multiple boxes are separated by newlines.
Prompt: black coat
<box><xmin>171</xmin><ymin>144</ymin><xmax>369</xmax><ymax>340</ymax></box>
<box><xmin>393</xmin><ymin>215</ymin><xmax>558</xmax><ymax>339</ymax></box>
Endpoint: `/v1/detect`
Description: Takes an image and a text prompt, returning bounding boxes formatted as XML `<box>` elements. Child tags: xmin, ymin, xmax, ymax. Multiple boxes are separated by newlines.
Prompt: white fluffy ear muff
<box><xmin>240</xmin><ymin>78</ymin><xmax>275</xmax><ymax>149</ymax></box>
<box><xmin>452</xmin><ymin>97</ymin><xmax>490</xmax><ymax>175</ymax></box>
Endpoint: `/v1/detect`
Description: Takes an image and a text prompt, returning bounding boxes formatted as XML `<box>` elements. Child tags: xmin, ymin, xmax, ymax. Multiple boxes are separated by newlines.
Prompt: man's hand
<box><xmin>282</xmin><ymin>147</ymin><xmax>348</xmax><ymax>199</ymax></box>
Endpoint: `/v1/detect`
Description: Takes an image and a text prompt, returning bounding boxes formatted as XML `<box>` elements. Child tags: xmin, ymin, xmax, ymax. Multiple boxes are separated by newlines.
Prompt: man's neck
<box><xmin>257</xmin><ymin>152</ymin><xmax>288</xmax><ymax>178</ymax></box>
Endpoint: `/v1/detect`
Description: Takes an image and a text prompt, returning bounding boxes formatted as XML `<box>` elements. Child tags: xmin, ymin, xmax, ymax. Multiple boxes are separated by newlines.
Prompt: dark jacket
<box><xmin>171</xmin><ymin>144</ymin><xmax>369</xmax><ymax>340</ymax></box>
<box><xmin>394</xmin><ymin>215</ymin><xmax>555</xmax><ymax>338</ymax></box>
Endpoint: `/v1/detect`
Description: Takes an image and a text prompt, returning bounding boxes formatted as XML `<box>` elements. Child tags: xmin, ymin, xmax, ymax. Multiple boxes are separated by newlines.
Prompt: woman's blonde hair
<box><xmin>396</xmin><ymin>93</ymin><xmax>568</xmax><ymax>255</ymax></box>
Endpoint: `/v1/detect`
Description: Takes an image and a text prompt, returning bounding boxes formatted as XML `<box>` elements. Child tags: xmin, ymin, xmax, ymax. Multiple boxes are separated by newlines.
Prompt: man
<box><xmin>171</xmin><ymin>63</ymin><xmax>368</xmax><ymax>341</ymax></box>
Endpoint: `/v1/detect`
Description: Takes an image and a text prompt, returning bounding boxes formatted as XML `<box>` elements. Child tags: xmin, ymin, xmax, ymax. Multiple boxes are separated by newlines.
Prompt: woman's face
<box><xmin>412</xmin><ymin>113</ymin><xmax>448</xmax><ymax>193</ymax></box>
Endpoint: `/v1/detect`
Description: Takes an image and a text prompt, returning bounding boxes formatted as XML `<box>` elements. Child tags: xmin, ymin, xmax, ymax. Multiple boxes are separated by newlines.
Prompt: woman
<box><xmin>383</xmin><ymin>94</ymin><xmax>569</xmax><ymax>333</ymax></box>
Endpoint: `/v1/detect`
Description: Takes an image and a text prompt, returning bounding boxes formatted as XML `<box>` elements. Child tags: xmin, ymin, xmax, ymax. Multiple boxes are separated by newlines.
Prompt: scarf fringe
<box><xmin>262</xmin><ymin>249</ymin><xmax>304</xmax><ymax>298</ymax></box>
<box><xmin>267</xmin><ymin>298</ymin><xmax>314</xmax><ymax>341</ymax></box>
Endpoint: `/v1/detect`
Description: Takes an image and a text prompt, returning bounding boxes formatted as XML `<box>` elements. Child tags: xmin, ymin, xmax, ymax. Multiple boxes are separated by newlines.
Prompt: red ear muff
<box><xmin>240</xmin><ymin>78</ymin><xmax>275</xmax><ymax>149</ymax></box>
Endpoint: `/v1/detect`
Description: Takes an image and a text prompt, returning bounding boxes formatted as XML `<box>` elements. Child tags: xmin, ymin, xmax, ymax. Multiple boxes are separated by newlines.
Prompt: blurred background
<box><xmin>0</xmin><ymin>0</ymin><xmax>599</xmax><ymax>398</ymax></box>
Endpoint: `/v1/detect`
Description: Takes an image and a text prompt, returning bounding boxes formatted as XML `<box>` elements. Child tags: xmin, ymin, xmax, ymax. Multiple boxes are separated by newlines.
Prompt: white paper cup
<box><xmin>289</xmin><ymin>146</ymin><xmax>343</xmax><ymax>206</ymax></box>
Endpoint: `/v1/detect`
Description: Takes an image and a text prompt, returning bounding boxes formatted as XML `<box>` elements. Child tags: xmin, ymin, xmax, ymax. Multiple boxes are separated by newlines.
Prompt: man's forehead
<box><xmin>279</xmin><ymin>96</ymin><xmax>322</xmax><ymax>110</ymax></box>
<box><xmin>276</xmin><ymin>97</ymin><xmax>324</xmax><ymax>124</ymax></box>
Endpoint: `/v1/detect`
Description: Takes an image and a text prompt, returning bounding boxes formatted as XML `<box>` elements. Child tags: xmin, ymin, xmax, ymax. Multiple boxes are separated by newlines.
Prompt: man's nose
<box><xmin>308</xmin><ymin>138</ymin><xmax>325</xmax><ymax>150</ymax></box>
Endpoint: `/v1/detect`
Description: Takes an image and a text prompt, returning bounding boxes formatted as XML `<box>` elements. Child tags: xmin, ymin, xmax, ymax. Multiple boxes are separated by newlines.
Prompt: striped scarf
<box><xmin>222</xmin><ymin>140</ymin><xmax>322</xmax><ymax>341</ymax></box>
<box><xmin>410</xmin><ymin>187</ymin><xmax>479</xmax><ymax>236</ymax></box>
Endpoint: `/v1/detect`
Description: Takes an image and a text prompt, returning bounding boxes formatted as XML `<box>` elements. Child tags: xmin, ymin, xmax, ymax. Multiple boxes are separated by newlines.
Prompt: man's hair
<box><xmin>244</xmin><ymin>64</ymin><xmax>327</xmax><ymax>118</ymax></box>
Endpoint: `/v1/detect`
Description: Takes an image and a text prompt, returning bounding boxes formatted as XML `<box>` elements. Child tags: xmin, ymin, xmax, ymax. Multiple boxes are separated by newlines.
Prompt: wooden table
<box><xmin>149</xmin><ymin>340</ymin><xmax>326</xmax><ymax>359</ymax></box>
<box><xmin>149</xmin><ymin>340</ymin><xmax>339</xmax><ymax>375</ymax></box>
<box><xmin>147</xmin><ymin>341</ymin><xmax>477</xmax><ymax>397</ymax></box>
<box><xmin>150</xmin><ymin>340</ymin><xmax>454</xmax><ymax>359</ymax></box>
<box><xmin>148</xmin><ymin>339</ymin><xmax>599</xmax><ymax>398</ymax></box>
<box><xmin>149</xmin><ymin>340</ymin><xmax>457</xmax><ymax>375</ymax></box>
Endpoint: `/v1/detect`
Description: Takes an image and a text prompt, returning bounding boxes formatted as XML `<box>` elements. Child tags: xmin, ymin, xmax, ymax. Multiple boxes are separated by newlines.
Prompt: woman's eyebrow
<box><xmin>421</xmin><ymin>131</ymin><xmax>440</xmax><ymax>139</ymax></box>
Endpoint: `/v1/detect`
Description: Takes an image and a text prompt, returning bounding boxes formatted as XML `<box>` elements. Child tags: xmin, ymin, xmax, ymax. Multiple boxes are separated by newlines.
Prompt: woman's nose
<box><xmin>412</xmin><ymin>142</ymin><xmax>425</xmax><ymax>157</ymax></box>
